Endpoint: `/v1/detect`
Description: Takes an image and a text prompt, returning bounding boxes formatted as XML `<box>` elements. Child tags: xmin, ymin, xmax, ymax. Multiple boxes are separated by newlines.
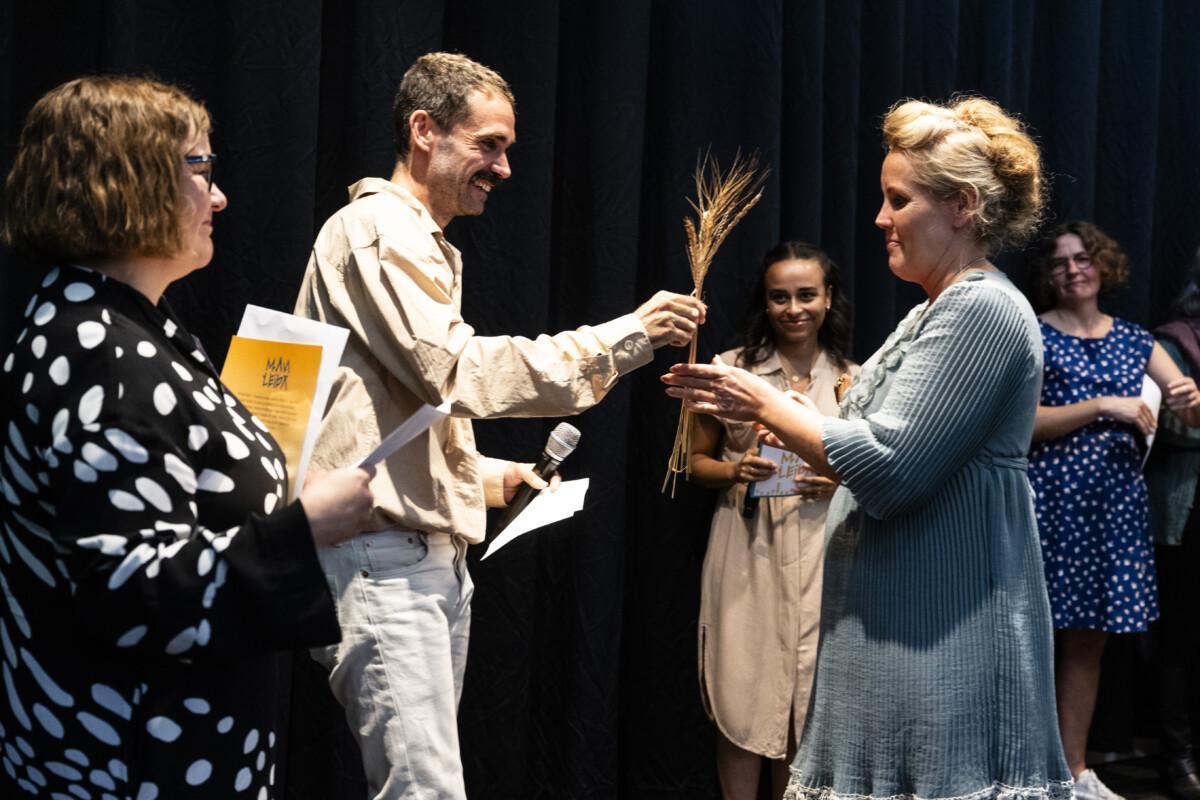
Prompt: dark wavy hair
<box><xmin>1024</xmin><ymin>220</ymin><xmax>1129</xmax><ymax>312</ymax></box>
<box><xmin>736</xmin><ymin>241</ymin><xmax>852</xmax><ymax>371</ymax></box>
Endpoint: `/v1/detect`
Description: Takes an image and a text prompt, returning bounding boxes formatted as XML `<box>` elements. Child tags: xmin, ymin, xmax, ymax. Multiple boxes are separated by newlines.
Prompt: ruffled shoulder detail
<box><xmin>837</xmin><ymin>272</ymin><xmax>994</xmax><ymax>420</ymax></box>
<box><xmin>838</xmin><ymin>300</ymin><xmax>929</xmax><ymax>419</ymax></box>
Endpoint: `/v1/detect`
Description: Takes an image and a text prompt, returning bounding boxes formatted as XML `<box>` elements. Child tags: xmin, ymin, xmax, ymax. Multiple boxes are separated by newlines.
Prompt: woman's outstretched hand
<box><xmin>662</xmin><ymin>361</ymin><xmax>781</xmax><ymax>422</ymax></box>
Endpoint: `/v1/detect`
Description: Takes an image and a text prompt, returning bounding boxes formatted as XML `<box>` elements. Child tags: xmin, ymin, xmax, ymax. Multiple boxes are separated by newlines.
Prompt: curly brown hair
<box><xmin>2</xmin><ymin>75</ymin><xmax>211</xmax><ymax>265</ymax></box>
<box><xmin>1024</xmin><ymin>220</ymin><xmax>1129</xmax><ymax>312</ymax></box>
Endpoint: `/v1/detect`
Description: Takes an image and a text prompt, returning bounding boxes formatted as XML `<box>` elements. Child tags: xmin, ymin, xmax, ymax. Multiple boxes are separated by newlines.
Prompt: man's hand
<box><xmin>502</xmin><ymin>461</ymin><xmax>562</xmax><ymax>505</ymax></box>
<box><xmin>635</xmin><ymin>291</ymin><xmax>707</xmax><ymax>348</ymax></box>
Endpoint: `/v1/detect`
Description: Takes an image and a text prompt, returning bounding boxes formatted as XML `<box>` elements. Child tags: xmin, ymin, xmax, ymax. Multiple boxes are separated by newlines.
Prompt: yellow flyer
<box><xmin>220</xmin><ymin>336</ymin><xmax>323</xmax><ymax>496</ymax></box>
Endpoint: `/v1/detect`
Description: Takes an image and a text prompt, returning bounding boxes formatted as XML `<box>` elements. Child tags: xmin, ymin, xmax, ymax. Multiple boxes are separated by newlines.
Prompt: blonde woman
<box><xmin>665</xmin><ymin>97</ymin><xmax>1071</xmax><ymax>800</ymax></box>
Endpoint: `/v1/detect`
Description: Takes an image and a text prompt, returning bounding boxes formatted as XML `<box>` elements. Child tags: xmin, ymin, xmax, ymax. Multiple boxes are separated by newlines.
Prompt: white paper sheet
<box><xmin>358</xmin><ymin>401</ymin><xmax>452</xmax><ymax>468</ymax></box>
<box><xmin>482</xmin><ymin>478</ymin><xmax>590</xmax><ymax>560</ymax></box>
<box><xmin>1141</xmin><ymin>374</ymin><xmax>1162</xmax><ymax>466</ymax></box>
<box><xmin>236</xmin><ymin>306</ymin><xmax>349</xmax><ymax>499</ymax></box>
<box><xmin>748</xmin><ymin>443</ymin><xmax>813</xmax><ymax>498</ymax></box>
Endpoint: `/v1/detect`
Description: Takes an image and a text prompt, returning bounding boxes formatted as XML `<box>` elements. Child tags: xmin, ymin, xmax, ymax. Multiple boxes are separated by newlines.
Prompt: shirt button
<box><xmin>360</xmin><ymin>570</ymin><xmax>369</xmax><ymax>578</ymax></box>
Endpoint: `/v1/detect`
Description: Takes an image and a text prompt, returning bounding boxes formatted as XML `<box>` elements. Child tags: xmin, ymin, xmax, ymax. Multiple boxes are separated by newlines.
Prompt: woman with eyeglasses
<box><xmin>0</xmin><ymin>75</ymin><xmax>374</xmax><ymax>798</ymax></box>
<box><xmin>1025</xmin><ymin>220</ymin><xmax>1200</xmax><ymax>800</ymax></box>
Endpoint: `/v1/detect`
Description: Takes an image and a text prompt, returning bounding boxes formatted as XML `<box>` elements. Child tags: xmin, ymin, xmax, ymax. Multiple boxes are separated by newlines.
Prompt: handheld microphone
<box><xmin>494</xmin><ymin>422</ymin><xmax>582</xmax><ymax>533</ymax></box>
<box><xmin>742</xmin><ymin>486</ymin><xmax>759</xmax><ymax>518</ymax></box>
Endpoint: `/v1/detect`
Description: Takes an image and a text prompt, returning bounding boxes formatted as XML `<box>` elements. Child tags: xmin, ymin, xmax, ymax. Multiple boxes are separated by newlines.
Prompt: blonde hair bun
<box><xmin>882</xmin><ymin>95</ymin><xmax>1044</xmax><ymax>251</ymax></box>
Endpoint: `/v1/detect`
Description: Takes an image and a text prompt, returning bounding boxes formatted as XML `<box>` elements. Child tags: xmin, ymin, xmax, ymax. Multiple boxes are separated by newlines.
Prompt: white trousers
<box><xmin>312</xmin><ymin>531</ymin><xmax>473</xmax><ymax>800</ymax></box>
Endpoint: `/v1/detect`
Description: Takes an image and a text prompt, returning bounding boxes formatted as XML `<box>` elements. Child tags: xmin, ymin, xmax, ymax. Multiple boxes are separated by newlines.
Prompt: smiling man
<box><xmin>293</xmin><ymin>53</ymin><xmax>704</xmax><ymax>799</ymax></box>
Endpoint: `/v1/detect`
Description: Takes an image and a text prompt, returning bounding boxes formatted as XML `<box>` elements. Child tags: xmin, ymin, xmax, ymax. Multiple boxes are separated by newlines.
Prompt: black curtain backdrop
<box><xmin>3</xmin><ymin>2</ymin><xmax>1199</xmax><ymax>798</ymax></box>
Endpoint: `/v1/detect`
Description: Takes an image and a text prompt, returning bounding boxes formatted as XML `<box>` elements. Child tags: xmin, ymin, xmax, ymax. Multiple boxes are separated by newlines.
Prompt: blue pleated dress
<box><xmin>785</xmin><ymin>272</ymin><xmax>1072</xmax><ymax>800</ymax></box>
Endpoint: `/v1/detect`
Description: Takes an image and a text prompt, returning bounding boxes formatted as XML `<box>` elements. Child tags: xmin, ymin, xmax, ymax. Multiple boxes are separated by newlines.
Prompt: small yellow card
<box><xmin>220</xmin><ymin>336</ymin><xmax>323</xmax><ymax>495</ymax></box>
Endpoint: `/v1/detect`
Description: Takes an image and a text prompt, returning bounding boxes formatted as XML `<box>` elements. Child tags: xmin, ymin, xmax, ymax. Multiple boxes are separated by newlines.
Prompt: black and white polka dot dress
<box><xmin>0</xmin><ymin>265</ymin><xmax>338</xmax><ymax>798</ymax></box>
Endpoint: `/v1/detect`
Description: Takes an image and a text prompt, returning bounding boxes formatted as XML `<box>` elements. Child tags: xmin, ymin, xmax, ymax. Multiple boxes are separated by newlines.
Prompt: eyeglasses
<box><xmin>184</xmin><ymin>154</ymin><xmax>217</xmax><ymax>191</ymax></box>
<box><xmin>1048</xmin><ymin>251</ymin><xmax>1092</xmax><ymax>275</ymax></box>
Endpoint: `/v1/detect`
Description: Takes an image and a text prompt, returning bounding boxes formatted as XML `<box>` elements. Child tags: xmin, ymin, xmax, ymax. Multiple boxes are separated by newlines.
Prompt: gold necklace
<box><xmin>778</xmin><ymin>353</ymin><xmax>813</xmax><ymax>389</ymax></box>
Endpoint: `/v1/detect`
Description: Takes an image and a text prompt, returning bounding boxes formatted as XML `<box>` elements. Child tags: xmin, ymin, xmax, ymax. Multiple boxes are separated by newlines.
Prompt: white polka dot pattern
<box><xmin>0</xmin><ymin>266</ymin><xmax>304</xmax><ymax>797</ymax></box>
<box><xmin>1029</xmin><ymin>318</ymin><xmax>1159</xmax><ymax>633</ymax></box>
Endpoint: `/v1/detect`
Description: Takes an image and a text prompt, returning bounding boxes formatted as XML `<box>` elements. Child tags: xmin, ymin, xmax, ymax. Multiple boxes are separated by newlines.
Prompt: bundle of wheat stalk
<box><xmin>663</xmin><ymin>152</ymin><xmax>767</xmax><ymax>496</ymax></box>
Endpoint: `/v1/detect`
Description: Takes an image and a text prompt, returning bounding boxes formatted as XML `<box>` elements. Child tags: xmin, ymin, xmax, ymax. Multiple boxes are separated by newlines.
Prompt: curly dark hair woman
<box><xmin>1025</xmin><ymin>220</ymin><xmax>1130</xmax><ymax>313</ymax></box>
<box><xmin>1025</xmin><ymin>220</ymin><xmax>1200</xmax><ymax>800</ymax></box>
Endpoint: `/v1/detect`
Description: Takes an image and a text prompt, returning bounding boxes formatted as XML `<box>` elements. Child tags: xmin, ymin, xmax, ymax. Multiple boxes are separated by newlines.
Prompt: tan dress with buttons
<box><xmin>698</xmin><ymin>346</ymin><xmax>853</xmax><ymax>759</ymax></box>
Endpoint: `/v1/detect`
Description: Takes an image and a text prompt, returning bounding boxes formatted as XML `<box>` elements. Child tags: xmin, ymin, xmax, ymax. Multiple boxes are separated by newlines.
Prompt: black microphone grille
<box><xmin>546</xmin><ymin>422</ymin><xmax>581</xmax><ymax>461</ymax></box>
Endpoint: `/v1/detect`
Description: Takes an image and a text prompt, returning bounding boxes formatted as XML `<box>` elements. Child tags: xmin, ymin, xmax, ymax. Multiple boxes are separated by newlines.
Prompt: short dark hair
<box><xmin>737</xmin><ymin>241</ymin><xmax>853</xmax><ymax>372</ymax></box>
<box><xmin>392</xmin><ymin>52</ymin><xmax>514</xmax><ymax>160</ymax></box>
<box><xmin>3</xmin><ymin>75</ymin><xmax>211</xmax><ymax>264</ymax></box>
<box><xmin>1024</xmin><ymin>220</ymin><xmax>1129</xmax><ymax>312</ymax></box>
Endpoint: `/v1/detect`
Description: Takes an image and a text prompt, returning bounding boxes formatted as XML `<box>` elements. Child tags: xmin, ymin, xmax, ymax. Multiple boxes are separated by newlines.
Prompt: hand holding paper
<box><xmin>301</xmin><ymin>464</ymin><xmax>377</xmax><ymax>548</ymax></box>
<box><xmin>747</xmin><ymin>444</ymin><xmax>811</xmax><ymax>498</ymax></box>
<box><xmin>482</xmin><ymin>478</ymin><xmax>589</xmax><ymax>560</ymax></box>
<box><xmin>228</xmin><ymin>306</ymin><xmax>349</xmax><ymax>499</ymax></box>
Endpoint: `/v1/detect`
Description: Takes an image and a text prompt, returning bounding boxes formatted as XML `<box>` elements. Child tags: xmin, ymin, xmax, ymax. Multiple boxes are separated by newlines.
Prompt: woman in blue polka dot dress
<box><xmin>0</xmin><ymin>77</ymin><xmax>374</xmax><ymax>798</ymax></box>
<box><xmin>1026</xmin><ymin>221</ymin><xmax>1200</xmax><ymax>800</ymax></box>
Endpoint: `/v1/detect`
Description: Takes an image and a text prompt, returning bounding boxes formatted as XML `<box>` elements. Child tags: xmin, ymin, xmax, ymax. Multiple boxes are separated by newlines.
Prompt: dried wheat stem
<box><xmin>663</xmin><ymin>152</ymin><xmax>768</xmax><ymax>496</ymax></box>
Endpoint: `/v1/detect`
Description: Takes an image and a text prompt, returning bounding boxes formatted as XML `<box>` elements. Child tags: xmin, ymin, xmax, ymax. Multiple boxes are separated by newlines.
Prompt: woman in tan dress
<box><xmin>689</xmin><ymin>241</ymin><xmax>855</xmax><ymax>799</ymax></box>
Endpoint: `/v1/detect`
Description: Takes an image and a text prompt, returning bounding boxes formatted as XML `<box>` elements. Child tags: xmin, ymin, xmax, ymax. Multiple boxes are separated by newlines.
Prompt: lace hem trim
<box><xmin>782</xmin><ymin>774</ymin><xmax>1074</xmax><ymax>800</ymax></box>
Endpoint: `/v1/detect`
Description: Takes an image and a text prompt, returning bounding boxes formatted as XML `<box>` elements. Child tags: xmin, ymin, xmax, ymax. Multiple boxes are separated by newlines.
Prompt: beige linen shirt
<box><xmin>294</xmin><ymin>178</ymin><xmax>652</xmax><ymax>543</ymax></box>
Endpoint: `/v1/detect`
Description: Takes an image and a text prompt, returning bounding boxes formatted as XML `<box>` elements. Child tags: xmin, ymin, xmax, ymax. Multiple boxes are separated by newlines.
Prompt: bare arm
<box><xmin>1034</xmin><ymin>340</ymin><xmax>1200</xmax><ymax>442</ymax></box>
<box><xmin>755</xmin><ymin>392</ymin><xmax>836</xmax><ymax>480</ymax></box>
<box><xmin>1033</xmin><ymin>397</ymin><xmax>1156</xmax><ymax>442</ymax></box>
<box><xmin>1034</xmin><ymin>398</ymin><xmax>1105</xmax><ymax>442</ymax></box>
<box><xmin>686</xmin><ymin>412</ymin><xmax>779</xmax><ymax>488</ymax></box>
<box><xmin>1148</xmin><ymin>340</ymin><xmax>1200</xmax><ymax>426</ymax></box>
<box><xmin>686</xmin><ymin>413</ymin><xmax>735</xmax><ymax>487</ymax></box>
